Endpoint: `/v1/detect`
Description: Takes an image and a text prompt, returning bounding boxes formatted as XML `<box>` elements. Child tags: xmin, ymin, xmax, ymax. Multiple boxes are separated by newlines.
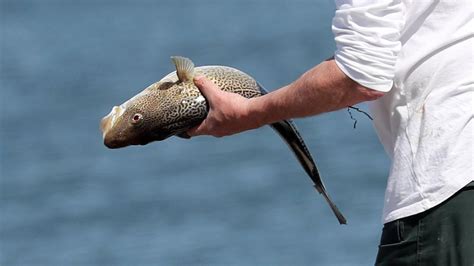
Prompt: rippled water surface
<box><xmin>1</xmin><ymin>0</ymin><xmax>390</xmax><ymax>265</ymax></box>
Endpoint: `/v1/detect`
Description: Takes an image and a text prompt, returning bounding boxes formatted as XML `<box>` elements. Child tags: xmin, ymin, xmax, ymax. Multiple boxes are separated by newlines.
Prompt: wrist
<box><xmin>245</xmin><ymin>95</ymin><xmax>277</xmax><ymax>128</ymax></box>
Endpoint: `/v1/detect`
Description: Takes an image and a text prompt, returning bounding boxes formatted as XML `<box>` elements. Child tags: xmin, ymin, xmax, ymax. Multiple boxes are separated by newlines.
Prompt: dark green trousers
<box><xmin>375</xmin><ymin>181</ymin><xmax>474</xmax><ymax>266</ymax></box>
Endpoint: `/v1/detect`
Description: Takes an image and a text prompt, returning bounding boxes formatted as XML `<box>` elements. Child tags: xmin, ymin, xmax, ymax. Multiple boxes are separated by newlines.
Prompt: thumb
<box><xmin>193</xmin><ymin>75</ymin><xmax>221</xmax><ymax>105</ymax></box>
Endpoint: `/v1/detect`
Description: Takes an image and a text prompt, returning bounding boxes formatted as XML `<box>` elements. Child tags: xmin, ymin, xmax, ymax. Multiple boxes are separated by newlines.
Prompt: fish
<box><xmin>100</xmin><ymin>56</ymin><xmax>347</xmax><ymax>224</ymax></box>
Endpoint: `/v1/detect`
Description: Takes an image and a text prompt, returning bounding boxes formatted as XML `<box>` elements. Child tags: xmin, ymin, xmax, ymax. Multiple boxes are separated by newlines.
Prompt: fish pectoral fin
<box><xmin>171</xmin><ymin>56</ymin><xmax>195</xmax><ymax>82</ymax></box>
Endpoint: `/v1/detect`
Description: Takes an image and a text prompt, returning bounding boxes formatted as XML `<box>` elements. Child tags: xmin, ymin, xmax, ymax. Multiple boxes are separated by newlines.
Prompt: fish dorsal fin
<box><xmin>171</xmin><ymin>56</ymin><xmax>194</xmax><ymax>82</ymax></box>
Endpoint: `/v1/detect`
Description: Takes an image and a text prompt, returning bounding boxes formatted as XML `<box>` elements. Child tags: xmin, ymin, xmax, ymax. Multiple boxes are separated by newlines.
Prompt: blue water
<box><xmin>1</xmin><ymin>0</ymin><xmax>390</xmax><ymax>265</ymax></box>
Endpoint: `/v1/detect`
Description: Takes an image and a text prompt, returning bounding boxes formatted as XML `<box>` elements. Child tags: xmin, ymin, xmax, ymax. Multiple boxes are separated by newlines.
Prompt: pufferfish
<box><xmin>100</xmin><ymin>56</ymin><xmax>346</xmax><ymax>224</ymax></box>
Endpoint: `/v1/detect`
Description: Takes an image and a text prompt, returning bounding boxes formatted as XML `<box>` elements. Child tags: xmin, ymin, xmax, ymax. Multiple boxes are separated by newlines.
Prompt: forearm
<box><xmin>248</xmin><ymin>59</ymin><xmax>384</xmax><ymax>126</ymax></box>
<box><xmin>188</xmin><ymin>59</ymin><xmax>385</xmax><ymax>137</ymax></box>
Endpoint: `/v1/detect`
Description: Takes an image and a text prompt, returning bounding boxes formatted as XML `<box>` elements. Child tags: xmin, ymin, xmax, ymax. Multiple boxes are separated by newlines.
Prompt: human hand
<box><xmin>187</xmin><ymin>76</ymin><xmax>260</xmax><ymax>137</ymax></box>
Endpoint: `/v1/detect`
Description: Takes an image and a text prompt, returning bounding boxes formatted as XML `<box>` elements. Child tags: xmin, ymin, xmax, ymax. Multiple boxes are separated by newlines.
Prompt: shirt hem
<box><xmin>382</xmin><ymin>177</ymin><xmax>474</xmax><ymax>224</ymax></box>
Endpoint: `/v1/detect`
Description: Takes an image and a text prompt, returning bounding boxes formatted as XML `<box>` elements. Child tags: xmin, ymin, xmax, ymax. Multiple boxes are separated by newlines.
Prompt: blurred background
<box><xmin>1</xmin><ymin>0</ymin><xmax>390</xmax><ymax>265</ymax></box>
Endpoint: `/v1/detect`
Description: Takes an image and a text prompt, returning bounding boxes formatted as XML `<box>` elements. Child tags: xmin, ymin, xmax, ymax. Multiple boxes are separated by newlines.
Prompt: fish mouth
<box><xmin>103</xmin><ymin>134</ymin><xmax>168</xmax><ymax>149</ymax></box>
<box><xmin>100</xmin><ymin>106</ymin><xmax>125</xmax><ymax>138</ymax></box>
<box><xmin>101</xmin><ymin>105</ymin><xmax>129</xmax><ymax>149</ymax></box>
<box><xmin>102</xmin><ymin>123</ymin><xmax>174</xmax><ymax>149</ymax></box>
<box><xmin>104</xmin><ymin>138</ymin><xmax>127</xmax><ymax>149</ymax></box>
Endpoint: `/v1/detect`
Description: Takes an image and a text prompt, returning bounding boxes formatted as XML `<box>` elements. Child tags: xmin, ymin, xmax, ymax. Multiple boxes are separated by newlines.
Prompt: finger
<box><xmin>187</xmin><ymin>121</ymin><xmax>207</xmax><ymax>136</ymax></box>
<box><xmin>187</xmin><ymin>126</ymin><xmax>199</xmax><ymax>137</ymax></box>
<box><xmin>186</xmin><ymin>125</ymin><xmax>204</xmax><ymax>137</ymax></box>
<box><xmin>193</xmin><ymin>76</ymin><xmax>222</xmax><ymax>105</ymax></box>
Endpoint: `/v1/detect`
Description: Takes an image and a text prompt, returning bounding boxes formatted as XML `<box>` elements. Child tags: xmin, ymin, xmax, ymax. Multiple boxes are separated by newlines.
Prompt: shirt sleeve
<box><xmin>332</xmin><ymin>0</ymin><xmax>405</xmax><ymax>92</ymax></box>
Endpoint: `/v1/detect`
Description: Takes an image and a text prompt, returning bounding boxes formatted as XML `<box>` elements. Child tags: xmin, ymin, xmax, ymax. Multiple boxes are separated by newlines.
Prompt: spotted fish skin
<box><xmin>100</xmin><ymin>57</ymin><xmax>346</xmax><ymax>224</ymax></box>
<box><xmin>159</xmin><ymin>66</ymin><xmax>264</xmax><ymax>134</ymax></box>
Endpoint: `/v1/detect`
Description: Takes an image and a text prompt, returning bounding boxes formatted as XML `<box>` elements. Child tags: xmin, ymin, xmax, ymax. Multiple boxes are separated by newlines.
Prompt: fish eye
<box><xmin>131</xmin><ymin>113</ymin><xmax>143</xmax><ymax>124</ymax></box>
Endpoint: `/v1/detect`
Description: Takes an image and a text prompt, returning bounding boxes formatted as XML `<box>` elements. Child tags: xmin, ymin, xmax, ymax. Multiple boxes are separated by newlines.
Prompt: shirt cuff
<box><xmin>332</xmin><ymin>0</ymin><xmax>405</xmax><ymax>92</ymax></box>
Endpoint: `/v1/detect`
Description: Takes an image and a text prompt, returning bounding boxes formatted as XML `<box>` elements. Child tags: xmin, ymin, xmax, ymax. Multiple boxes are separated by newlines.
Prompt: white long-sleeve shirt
<box><xmin>332</xmin><ymin>0</ymin><xmax>473</xmax><ymax>223</ymax></box>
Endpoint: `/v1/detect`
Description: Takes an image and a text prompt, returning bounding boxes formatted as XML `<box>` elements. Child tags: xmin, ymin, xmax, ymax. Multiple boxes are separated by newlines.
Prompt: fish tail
<box><xmin>314</xmin><ymin>184</ymin><xmax>347</xmax><ymax>224</ymax></box>
<box><xmin>270</xmin><ymin>119</ymin><xmax>347</xmax><ymax>225</ymax></box>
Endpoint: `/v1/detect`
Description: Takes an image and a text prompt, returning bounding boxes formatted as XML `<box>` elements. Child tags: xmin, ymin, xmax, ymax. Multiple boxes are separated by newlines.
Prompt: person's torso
<box><xmin>369</xmin><ymin>0</ymin><xmax>473</xmax><ymax>223</ymax></box>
